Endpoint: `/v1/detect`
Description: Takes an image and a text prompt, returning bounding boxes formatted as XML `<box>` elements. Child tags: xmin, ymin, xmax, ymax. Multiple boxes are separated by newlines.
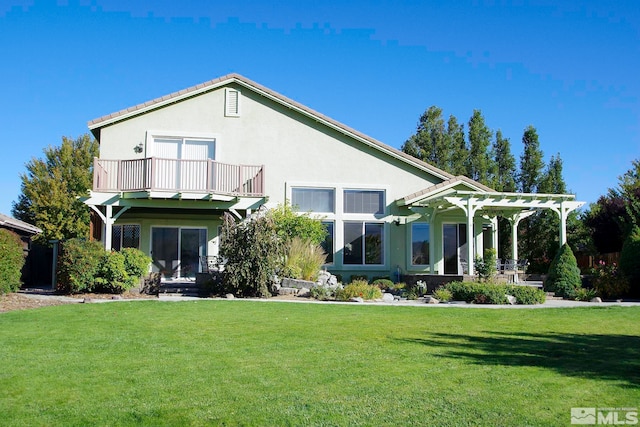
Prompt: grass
<box><xmin>1</xmin><ymin>301</ymin><xmax>639</xmax><ymax>426</ymax></box>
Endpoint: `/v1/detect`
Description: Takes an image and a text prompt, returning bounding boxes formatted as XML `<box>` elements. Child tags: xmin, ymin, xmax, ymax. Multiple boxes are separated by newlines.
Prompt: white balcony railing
<box><xmin>93</xmin><ymin>157</ymin><xmax>264</xmax><ymax>197</ymax></box>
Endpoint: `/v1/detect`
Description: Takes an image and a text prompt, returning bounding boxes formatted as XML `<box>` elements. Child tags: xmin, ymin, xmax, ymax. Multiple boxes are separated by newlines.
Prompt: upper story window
<box><xmin>344</xmin><ymin>190</ymin><xmax>385</xmax><ymax>214</ymax></box>
<box><xmin>292</xmin><ymin>187</ymin><xmax>335</xmax><ymax>213</ymax></box>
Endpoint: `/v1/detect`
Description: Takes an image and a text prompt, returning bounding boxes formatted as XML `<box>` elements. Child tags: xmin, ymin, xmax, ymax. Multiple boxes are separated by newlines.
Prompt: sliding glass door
<box><xmin>151</xmin><ymin>227</ymin><xmax>207</xmax><ymax>279</ymax></box>
<box><xmin>443</xmin><ymin>224</ymin><xmax>468</xmax><ymax>275</ymax></box>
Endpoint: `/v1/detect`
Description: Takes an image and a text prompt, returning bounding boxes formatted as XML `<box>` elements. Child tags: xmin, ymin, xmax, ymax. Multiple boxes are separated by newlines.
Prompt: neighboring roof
<box><xmin>88</xmin><ymin>73</ymin><xmax>456</xmax><ymax>183</ymax></box>
<box><xmin>0</xmin><ymin>213</ymin><xmax>42</xmax><ymax>235</ymax></box>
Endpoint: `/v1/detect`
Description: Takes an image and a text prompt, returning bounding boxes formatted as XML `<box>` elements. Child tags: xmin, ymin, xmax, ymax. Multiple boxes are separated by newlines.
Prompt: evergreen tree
<box><xmin>518</xmin><ymin>125</ymin><xmax>545</xmax><ymax>193</ymax></box>
<box><xmin>490</xmin><ymin>130</ymin><xmax>517</xmax><ymax>259</ymax></box>
<box><xmin>445</xmin><ymin>115</ymin><xmax>468</xmax><ymax>176</ymax></box>
<box><xmin>466</xmin><ymin>110</ymin><xmax>494</xmax><ymax>185</ymax></box>
<box><xmin>12</xmin><ymin>134</ymin><xmax>99</xmax><ymax>243</ymax></box>
<box><xmin>401</xmin><ymin>106</ymin><xmax>448</xmax><ymax>170</ymax></box>
<box><xmin>490</xmin><ymin>130</ymin><xmax>516</xmax><ymax>192</ymax></box>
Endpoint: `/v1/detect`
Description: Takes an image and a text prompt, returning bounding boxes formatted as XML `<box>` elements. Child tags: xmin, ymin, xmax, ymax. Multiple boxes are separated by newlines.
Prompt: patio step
<box><xmin>159</xmin><ymin>282</ymin><xmax>203</xmax><ymax>297</ymax></box>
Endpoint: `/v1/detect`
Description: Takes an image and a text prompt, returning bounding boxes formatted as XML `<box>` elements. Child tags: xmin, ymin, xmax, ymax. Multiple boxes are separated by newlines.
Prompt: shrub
<box><xmin>220</xmin><ymin>210</ymin><xmax>285</xmax><ymax>297</ymax></box>
<box><xmin>271</xmin><ymin>203</ymin><xmax>327</xmax><ymax>245</ymax></box>
<box><xmin>310</xmin><ymin>283</ymin><xmax>339</xmax><ymax>301</ymax></box>
<box><xmin>474</xmin><ymin>248</ymin><xmax>497</xmax><ymax>282</ymax></box>
<box><xmin>283</xmin><ymin>237</ymin><xmax>326</xmax><ymax>281</ymax></box>
<box><xmin>504</xmin><ymin>285</ymin><xmax>547</xmax><ymax>305</ymax></box>
<box><xmin>590</xmin><ymin>260</ymin><xmax>630</xmax><ymax>299</ymax></box>
<box><xmin>620</xmin><ymin>226</ymin><xmax>640</xmax><ymax>295</ymax></box>
<box><xmin>372</xmin><ymin>278</ymin><xmax>394</xmax><ymax>291</ymax></box>
<box><xmin>57</xmin><ymin>238</ymin><xmax>104</xmax><ymax>293</ymax></box>
<box><xmin>432</xmin><ymin>286</ymin><xmax>452</xmax><ymax>302</ymax></box>
<box><xmin>544</xmin><ymin>244</ymin><xmax>582</xmax><ymax>299</ymax></box>
<box><xmin>574</xmin><ymin>287</ymin><xmax>599</xmax><ymax>302</ymax></box>
<box><xmin>94</xmin><ymin>251</ymin><xmax>132</xmax><ymax>293</ymax></box>
<box><xmin>443</xmin><ymin>281</ymin><xmax>545</xmax><ymax>305</ymax></box>
<box><xmin>121</xmin><ymin>247</ymin><xmax>151</xmax><ymax>279</ymax></box>
<box><xmin>335</xmin><ymin>280</ymin><xmax>382</xmax><ymax>301</ymax></box>
<box><xmin>0</xmin><ymin>229</ymin><xmax>25</xmax><ymax>294</ymax></box>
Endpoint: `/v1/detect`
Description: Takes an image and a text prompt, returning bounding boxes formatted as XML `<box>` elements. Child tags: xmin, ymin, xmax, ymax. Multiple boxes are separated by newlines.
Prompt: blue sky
<box><xmin>1</xmin><ymin>0</ymin><xmax>639</xmax><ymax>216</ymax></box>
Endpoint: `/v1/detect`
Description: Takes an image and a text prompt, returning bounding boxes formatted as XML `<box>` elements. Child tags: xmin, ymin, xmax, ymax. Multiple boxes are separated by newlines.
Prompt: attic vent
<box><xmin>225</xmin><ymin>88</ymin><xmax>240</xmax><ymax>117</ymax></box>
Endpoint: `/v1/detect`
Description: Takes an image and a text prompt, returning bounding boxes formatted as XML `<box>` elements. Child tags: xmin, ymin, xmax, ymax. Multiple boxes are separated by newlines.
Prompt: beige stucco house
<box><xmin>83</xmin><ymin>73</ymin><xmax>583</xmax><ymax>282</ymax></box>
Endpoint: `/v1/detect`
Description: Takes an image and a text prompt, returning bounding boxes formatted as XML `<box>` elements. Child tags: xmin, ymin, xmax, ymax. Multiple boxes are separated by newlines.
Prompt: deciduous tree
<box><xmin>12</xmin><ymin>134</ymin><xmax>98</xmax><ymax>243</ymax></box>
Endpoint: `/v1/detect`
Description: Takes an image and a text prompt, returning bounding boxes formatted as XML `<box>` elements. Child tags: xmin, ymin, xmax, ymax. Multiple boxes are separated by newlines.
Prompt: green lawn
<box><xmin>1</xmin><ymin>301</ymin><xmax>638</xmax><ymax>426</ymax></box>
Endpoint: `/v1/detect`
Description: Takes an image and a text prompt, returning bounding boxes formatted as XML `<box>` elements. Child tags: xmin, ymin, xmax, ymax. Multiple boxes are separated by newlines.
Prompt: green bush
<box><xmin>283</xmin><ymin>237</ymin><xmax>326</xmax><ymax>281</ymax></box>
<box><xmin>0</xmin><ymin>229</ymin><xmax>25</xmax><ymax>294</ymax></box>
<box><xmin>335</xmin><ymin>280</ymin><xmax>382</xmax><ymax>301</ymax></box>
<box><xmin>121</xmin><ymin>247</ymin><xmax>151</xmax><ymax>279</ymax></box>
<box><xmin>620</xmin><ymin>226</ymin><xmax>640</xmax><ymax>295</ymax></box>
<box><xmin>443</xmin><ymin>281</ymin><xmax>546</xmax><ymax>305</ymax></box>
<box><xmin>504</xmin><ymin>285</ymin><xmax>547</xmax><ymax>305</ymax></box>
<box><xmin>432</xmin><ymin>286</ymin><xmax>452</xmax><ymax>302</ymax></box>
<box><xmin>544</xmin><ymin>244</ymin><xmax>582</xmax><ymax>299</ymax></box>
<box><xmin>57</xmin><ymin>238</ymin><xmax>104</xmax><ymax>294</ymax></box>
<box><xmin>574</xmin><ymin>287</ymin><xmax>599</xmax><ymax>302</ymax></box>
<box><xmin>310</xmin><ymin>284</ymin><xmax>338</xmax><ymax>301</ymax></box>
<box><xmin>272</xmin><ymin>203</ymin><xmax>327</xmax><ymax>246</ymax></box>
<box><xmin>372</xmin><ymin>278</ymin><xmax>394</xmax><ymax>291</ymax></box>
<box><xmin>94</xmin><ymin>251</ymin><xmax>131</xmax><ymax>293</ymax></box>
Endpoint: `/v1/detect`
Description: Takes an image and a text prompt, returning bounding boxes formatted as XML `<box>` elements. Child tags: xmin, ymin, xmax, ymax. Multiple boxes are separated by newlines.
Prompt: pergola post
<box><xmin>465</xmin><ymin>198</ymin><xmax>479</xmax><ymax>276</ymax></box>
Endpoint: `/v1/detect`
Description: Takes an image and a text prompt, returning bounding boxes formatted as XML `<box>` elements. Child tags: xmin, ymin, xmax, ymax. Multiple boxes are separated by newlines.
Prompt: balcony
<box><xmin>93</xmin><ymin>157</ymin><xmax>264</xmax><ymax>197</ymax></box>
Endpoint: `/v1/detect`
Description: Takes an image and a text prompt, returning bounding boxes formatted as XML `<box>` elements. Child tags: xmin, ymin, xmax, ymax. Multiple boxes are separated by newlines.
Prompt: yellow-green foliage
<box><xmin>0</xmin><ymin>229</ymin><xmax>25</xmax><ymax>294</ymax></box>
<box><xmin>336</xmin><ymin>279</ymin><xmax>382</xmax><ymax>301</ymax></box>
<box><xmin>283</xmin><ymin>237</ymin><xmax>326</xmax><ymax>281</ymax></box>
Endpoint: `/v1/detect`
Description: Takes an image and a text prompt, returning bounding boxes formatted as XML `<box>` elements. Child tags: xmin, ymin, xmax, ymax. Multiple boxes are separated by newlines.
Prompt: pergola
<box><xmin>398</xmin><ymin>180</ymin><xmax>585</xmax><ymax>276</ymax></box>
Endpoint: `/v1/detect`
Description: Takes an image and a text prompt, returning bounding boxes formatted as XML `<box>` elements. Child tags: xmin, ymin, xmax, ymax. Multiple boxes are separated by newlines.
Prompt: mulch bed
<box><xmin>1</xmin><ymin>289</ymin><xmax>156</xmax><ymax>313</ymax></box>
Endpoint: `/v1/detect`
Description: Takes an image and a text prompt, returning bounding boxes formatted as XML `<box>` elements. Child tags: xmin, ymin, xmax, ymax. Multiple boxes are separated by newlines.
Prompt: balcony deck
<box><xmin>93</xmin><ymin>157</ymin><xmax>264</xmax><ymax>197</ymax></box>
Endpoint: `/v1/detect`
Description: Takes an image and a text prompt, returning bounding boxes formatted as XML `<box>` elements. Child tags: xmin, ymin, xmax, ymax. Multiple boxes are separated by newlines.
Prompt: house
<box><xmin>83</xmin><ymin>73</ymin><xmax>583</xmax><ymax>283</ymax></box>
<box><xmin>0</xmin><ymin>213</ymin><xmax>42</xmax><ymax>254</ymax></box>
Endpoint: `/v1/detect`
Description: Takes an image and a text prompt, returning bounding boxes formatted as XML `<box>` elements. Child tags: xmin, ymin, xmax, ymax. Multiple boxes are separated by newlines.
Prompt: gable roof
<box><xmin>88</xmin><ymin>73</ymin><xmax>456</xmax><ymax>182</ymax></box>
<box><xmin>0</xmin><ymin>213</ymin><xmax>42</xmax><ymax>235</ymax></box>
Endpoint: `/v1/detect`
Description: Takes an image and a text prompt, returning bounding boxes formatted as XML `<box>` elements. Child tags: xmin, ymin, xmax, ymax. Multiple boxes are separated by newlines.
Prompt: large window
<box><xmin>344</xmin><ymin>190</ymin><xmax>384</xmax><ymax>214</ymax></box>
<box><xmin>343</xmin><ymin>222</ymin><xmax>384</xmax><ymax>265</ymax></box>
<box><xmin>111</xmin><ymin>225</ymin><xmax>140</xmax><ymax>251</ymax></box>
<box><xmin>291</xmin><ymin>188</ymin><xmax>335</xmax><ymax>213</ymax></box>
<box><xmin>411</xmin><ymin>223</ymin><xmax>430</xmax><ymax>266</ymax></box>
<box><xmin>321</xmin><ymin>221</ymin><xmax>334</xmax><ymax>264</ymax></box>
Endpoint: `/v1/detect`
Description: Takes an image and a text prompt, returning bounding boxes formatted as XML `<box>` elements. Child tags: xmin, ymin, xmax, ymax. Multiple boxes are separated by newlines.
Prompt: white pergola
<box><xmin>399</xmin><ymin>182</ymin><xmax>585</xmax><ymax>276</ymax></box>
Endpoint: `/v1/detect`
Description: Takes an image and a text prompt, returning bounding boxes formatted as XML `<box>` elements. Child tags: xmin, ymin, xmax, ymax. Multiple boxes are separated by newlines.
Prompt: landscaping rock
<box><xmin>297</xmin><ymin>287</ymin><xmax>310</xmax><ymax>297</ymax></box>
<box><xmin>426</xmin><ymin>296</ymin><xmax>440</xmax><ymax>304</ymax></box>
<box><xmin>111</xmin><ymin>295</ymin><xmax>123</xmax><ymax>300</ymax></box>
<box><xmin>225</xmin><ymin>293</ymin><xmax>235</xmax><ymax>299</ymax></box>
<box><xmin>349</xmin><ymin>297</ymin><xmax>364</xmax><ymax>303</ymax></box>
<box><xmin>591</xmin><ymin>297</ymin><xmax>603</xmax><ymax>303</ymax></box>
<box><xmin>506</xmin><ymin>295</ymin><xmax>517</xmax><ymax>305</ymax></box>
<box><xmin>82</xmin><ymin>298</ymin><xmax>93</xmax><ymax>303</ymax></box>
<box><xmin>316</xmin><ymin>270</ymin><xmax>338</xmax><ymax>287</ymax></box>
<box><xmin>382</xmin><ymin>293</ymin><xmax>394</xmax><ymax>303</ymax></box>
<box><xmin>278</xmin><ymin>287</ymin><xmax>298</xmax><ymax>296</ymax></box>
<box><xmin>281</xmin><ymin>278</ymin><xmax>315</xmax><ymax>289</ymax></box>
